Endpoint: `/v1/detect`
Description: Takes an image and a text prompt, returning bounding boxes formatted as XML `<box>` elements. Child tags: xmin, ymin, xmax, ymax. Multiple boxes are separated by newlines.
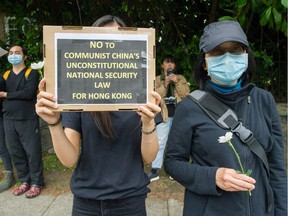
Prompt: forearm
<box><xmin>49</xmin><ymin>124</ymin><xmax>80</xmax><ymax>167</ymax></box>
<box><xmin>141</xmin><ymin>122</ymin><xmax>159</xmax><ymax>163</ymax></box>
<box><xmin>138</xmin><ymin>90</ymin><xmax>161</xmax><ymax>163</ymax></box>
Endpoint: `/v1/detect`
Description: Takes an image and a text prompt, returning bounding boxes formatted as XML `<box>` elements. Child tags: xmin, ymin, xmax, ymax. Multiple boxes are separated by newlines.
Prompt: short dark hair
<box><xmin>161</xmin><ymin>54</ymin><xmax>176</xmax><ymax>64</ymax></box>
<box><xmin>193</xmin><ymin>49</ymin><xmax>256</xmax><ymax>89</ymax></box>
<box><xmin>9</xmin><ymin>44</ymin><xmax>27</xmax><ymax>56</ymax></box>
<box><xmin>92</xmin><ymin>15</ymin><xmax>126</xmax><ymax>27</ymax></box>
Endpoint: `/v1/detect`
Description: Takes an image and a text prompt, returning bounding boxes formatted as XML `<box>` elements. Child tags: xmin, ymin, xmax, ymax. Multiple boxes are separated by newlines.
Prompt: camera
<box><xmin>167</xmin><ymin>68</ymin><xmax>173</xmax><ymax>75</ymax></box>
<box><xmin>165</xmin><ymin>96</ymin><xmax>177</xmax><ymax>105</ymax></box>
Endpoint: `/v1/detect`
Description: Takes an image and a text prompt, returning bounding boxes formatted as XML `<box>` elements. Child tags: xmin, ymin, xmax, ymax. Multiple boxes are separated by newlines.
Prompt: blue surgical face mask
<box><xmin>8</xmin><ymin>54</ymin><xmax>23</xmax><ymax>66</ymax></box>
<box><xmin>205</xmin><ymin>53</ymin><xmax>248</xmax><ymax>85</ymax></box>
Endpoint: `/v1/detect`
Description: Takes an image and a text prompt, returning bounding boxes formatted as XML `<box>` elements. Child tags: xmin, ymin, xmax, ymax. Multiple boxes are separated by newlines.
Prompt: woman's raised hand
<box><xmin>137</xmin><ymin>91</ymin><xmax>161</xmax><ymax>126</ymax></box>
<box><xmin>35</xmin><ymin>78</ymin><xmax>61</xmax><ymax>124</ymax></box>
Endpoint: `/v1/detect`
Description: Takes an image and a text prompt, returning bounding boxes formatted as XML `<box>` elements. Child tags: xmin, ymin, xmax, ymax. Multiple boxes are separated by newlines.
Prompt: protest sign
<box><xmin>43</xmin><ymin>26</ymin><xmax>155</xmax><ymax>111</ymax></box>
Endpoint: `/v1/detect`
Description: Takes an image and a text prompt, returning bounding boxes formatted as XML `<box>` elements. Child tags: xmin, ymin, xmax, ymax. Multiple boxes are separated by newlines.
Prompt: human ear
<box><xmin>202</xmin><ymin>53</ymin><xmax>209</xmax><ymax>70</ymax></box>
<box><xmin>202</xmin><ymin>61</ymin><xmax>207</xmax><ymax>71</ymax></box>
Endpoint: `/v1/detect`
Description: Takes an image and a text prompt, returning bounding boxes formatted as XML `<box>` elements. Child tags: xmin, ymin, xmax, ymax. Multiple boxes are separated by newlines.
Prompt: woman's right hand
<box><xmin>216</xmin><ymin>168</ymin><xmax>256</xmax><ymax>193</ymax></box>
<box><xmin>35</xmin><ymin>78</ymin><xmax>60</xmax><ymax>124</ymax></box>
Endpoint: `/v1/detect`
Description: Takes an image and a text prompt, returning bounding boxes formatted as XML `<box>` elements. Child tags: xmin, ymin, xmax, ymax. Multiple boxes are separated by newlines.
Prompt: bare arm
<box><xmin>35</xmin><ymin>78</ymin><xmax>80</xmax><ymax>167</ymax></box>
<box><xmin>137</xmin><ymin>91</ymin><xmax>161</xmax><ymax>163</ymax></box>
<box><xmin>48</xmin><ymin>125</ymin><xmax>80</xmax><ymax>167</ymax></box>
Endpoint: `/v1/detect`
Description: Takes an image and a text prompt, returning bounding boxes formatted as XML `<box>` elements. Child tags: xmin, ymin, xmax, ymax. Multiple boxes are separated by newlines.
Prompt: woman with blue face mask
<box><xmin>164</xmin><ymin>20</ymin><xmax>287</xmax><ymax>216</ymax></box>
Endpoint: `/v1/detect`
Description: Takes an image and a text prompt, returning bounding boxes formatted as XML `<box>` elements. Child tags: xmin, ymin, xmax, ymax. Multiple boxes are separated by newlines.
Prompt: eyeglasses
<box><xmin>208</xmin><ymin>45</ymin><xmax>246</xmax><ymax>57</ymax></box>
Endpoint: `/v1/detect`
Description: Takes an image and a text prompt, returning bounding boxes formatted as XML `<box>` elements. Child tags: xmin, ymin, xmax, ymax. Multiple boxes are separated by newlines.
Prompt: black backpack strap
<box><xmin>189</xmin><ymin>90</ymin><xmax>237</xmax><ymax>129</ymax></box>
<box><xmin>188</xmin><ymin>90</ymin><xmax>269</xmax><ymax>175</ymax></box>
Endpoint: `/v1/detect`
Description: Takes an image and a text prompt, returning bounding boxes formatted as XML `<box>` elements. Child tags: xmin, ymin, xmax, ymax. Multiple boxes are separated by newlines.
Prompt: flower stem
<box><xmin>228</xmin><ymin>141</ymin><xmax>252</xmax><ymax>196</ymax></box>
<box><xmin>248</xmin><ymin>189</ymin><xmax>251</xmax><ymax>196</ymax></box>
<box><xmin>228</xmin><ymin>141</ymin><xmax>245</xmax><ymax>173</ymax></box>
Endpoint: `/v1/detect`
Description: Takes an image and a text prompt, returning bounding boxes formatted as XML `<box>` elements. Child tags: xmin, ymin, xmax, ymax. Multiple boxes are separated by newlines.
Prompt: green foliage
<box><xmin>219</xmin><ymin>0</ymin><xmax>287</xmax><ymax>36</ymax></box>
<box><xmin>0</xmin><ymin>0</ymin><xmax>286</xmax><ymax>100</ymax></box>
<box><xmin>282</xmin><ymin>0</ymin><xmax>288</xmax><ymax>8</ymax></box>
<box><xmin>252</xmin><ymin>48</ymin><xmax>274</xmax><ymax>88</ymax></box>
<box><xmin>43</xmin><ymin>154</ymin><xmax>74</xmax><ymax>171</ymax></box>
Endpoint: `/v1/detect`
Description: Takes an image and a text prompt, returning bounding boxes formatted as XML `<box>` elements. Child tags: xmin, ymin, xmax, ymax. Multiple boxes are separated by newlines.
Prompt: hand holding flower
<box><xmin>215</xmin><ymin>168</ymin><xmax>256</xmax><ymax>195</ymax></box>
<box><xmin>217</xmin><ymin>132</ymin><xmax>255</xmax><ymax>196</ymax></box>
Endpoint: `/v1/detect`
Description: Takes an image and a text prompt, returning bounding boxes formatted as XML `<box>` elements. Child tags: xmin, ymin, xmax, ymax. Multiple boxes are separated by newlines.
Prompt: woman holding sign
<box><xmin>36</xmin><ymin>15</ymin><xmax>161</xmax><ymax>216</ymax></box>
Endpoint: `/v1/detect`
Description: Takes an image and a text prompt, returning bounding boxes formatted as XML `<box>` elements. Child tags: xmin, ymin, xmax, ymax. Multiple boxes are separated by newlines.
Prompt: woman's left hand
<box><xmin>137</xmin><ymin>91</ymin><xmax>161</xmax><ymax>126</ymax></box>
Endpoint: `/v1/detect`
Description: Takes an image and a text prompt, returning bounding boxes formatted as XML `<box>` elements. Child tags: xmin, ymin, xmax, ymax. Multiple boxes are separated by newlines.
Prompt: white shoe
<box><xmin>147</xmin><ymin>171</ymin><xmax>160</xmax><ymax>182</ymax></box>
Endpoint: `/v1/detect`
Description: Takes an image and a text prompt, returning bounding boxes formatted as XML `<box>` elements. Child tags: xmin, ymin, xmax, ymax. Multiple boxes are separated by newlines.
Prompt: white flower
<box><xmin>218</xmin><ymin>131</ymin><xmax>252</xmax><ymax>196</ymax></box>
<box><xmin>31</xmin><ymin>61</ymin><xmax>44</xmax><ymax>70</ymax></box>
<box><xmin>218</xmin><ymin>132</ymin><xmax>233</xmax><ymax>143</ymax></box>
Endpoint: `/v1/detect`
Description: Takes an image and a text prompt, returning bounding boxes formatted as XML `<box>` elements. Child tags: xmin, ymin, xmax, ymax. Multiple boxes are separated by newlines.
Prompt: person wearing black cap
<box><xmin>164</xmin><ymin>20</ymin><xmax>287</xmax><ymax>216</ymax></box>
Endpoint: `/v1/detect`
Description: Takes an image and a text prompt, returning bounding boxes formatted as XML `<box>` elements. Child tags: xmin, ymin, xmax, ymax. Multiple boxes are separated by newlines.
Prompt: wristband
<box><xmin>47</xmin><ymin>114</ymin><xmax>62</xmax><ymax>127</ymax></box>
<box><xmin>141</xmin><ymin>124</ymin><xmax>156</xmax><ymax>135</ymax></box>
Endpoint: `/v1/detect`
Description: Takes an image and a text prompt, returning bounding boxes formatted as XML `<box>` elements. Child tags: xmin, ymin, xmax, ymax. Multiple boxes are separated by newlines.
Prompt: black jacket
<box><xmin>164</xmin><ymin>83</ymin><xmax>287</xmax><ymax>216</ymax></box>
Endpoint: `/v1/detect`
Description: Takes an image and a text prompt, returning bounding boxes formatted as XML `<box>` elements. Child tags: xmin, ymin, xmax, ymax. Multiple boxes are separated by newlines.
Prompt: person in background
<box><xmin>0</xmin><ymin>47</ymin><xmax>14</xmax><ymax>192</ymax></box>
<box><xmin>147</xmin><ymin>54</ymin><xmax>190</xmax><ymax>181</ymax></box>
<box><xmin>0</xmin><ymin>45</ymin><xmax>44</xmax><ymax>198</ymax></box>
<box><xmin>36</xmin><ymin>15</ymin><xmax>162</xmax><ymax>216</ymax></box>
<box><xmin>164</xmin><ymin>20</ymin><xmax>287</xmax><ymax>216</ymax></box>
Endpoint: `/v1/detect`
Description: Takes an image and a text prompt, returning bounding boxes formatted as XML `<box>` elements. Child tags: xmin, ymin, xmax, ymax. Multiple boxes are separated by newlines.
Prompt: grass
<box><xmin>43</xmin><ymin>154</ymin><xmax>74</xmax><ymax>172</ymax></box>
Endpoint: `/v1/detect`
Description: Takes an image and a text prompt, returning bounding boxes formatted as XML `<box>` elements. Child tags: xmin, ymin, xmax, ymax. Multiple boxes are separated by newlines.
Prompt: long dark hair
<box><xmin>92</xmin><ymin>15</ymin><xmax>126</xmax><ymax>27</ymax></box>
<box><xmin>193</xmin><ymin>49</ymin><xmax>256</xmax><ymax>89</ymax></box>
<box><xmin>91</xmin><ymin>15</ymin><xmax>126</xmax><ymax>139</ymax></box>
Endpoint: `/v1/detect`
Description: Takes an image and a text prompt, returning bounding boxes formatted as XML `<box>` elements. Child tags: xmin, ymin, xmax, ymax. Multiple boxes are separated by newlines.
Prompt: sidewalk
<box><xmin>0</xmin><ymin>190</ymin><xmax>183</xmax><ymax>216</ymax></box>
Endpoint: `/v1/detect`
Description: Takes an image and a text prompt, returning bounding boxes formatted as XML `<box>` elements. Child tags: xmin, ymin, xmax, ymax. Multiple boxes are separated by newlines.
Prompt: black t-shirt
<box><xmin>0</xmin><ymin>68</ymin><xmax>39</xmax><ymax>120</ymax></box>
<box><xmin>166</xmin><ymin>85</ymin><xmax>176</xmax><ymax>117</ymax></box>
<box><xmin>62</xmin><ymin>111</ymin><xmax>154</xmax><ymax>200</ymax></box>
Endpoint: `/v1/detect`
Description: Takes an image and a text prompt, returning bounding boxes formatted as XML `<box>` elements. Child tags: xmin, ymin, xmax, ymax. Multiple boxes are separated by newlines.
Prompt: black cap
<box><xmin>199</xmin><ymin>20</ymin><xmax>249</xmax><ymax>53</ymax></box>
